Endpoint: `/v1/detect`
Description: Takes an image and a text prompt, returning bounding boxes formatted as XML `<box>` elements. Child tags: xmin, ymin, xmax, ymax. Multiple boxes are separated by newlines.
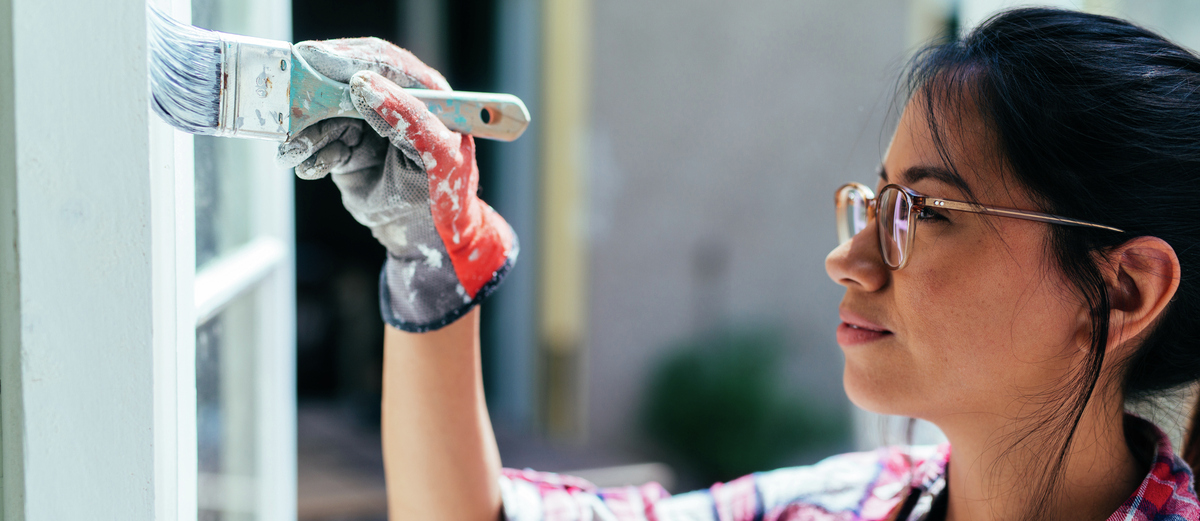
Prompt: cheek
<box><xmin>886</xmin><ymin>229</ymin><xmax>1083</xmax><ymax>415</ymax></box>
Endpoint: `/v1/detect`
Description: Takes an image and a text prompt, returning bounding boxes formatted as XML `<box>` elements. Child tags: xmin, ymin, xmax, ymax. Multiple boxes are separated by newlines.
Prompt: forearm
<box><xmin>381</xmin><ymin>308</ymin><xmax>503</xmax><ymax>520</ymax></box>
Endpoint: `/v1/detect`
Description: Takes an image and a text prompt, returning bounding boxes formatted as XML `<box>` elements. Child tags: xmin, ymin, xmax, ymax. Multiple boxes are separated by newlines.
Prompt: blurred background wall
<box><xmin>577</xmin><ymin>0</ymin><xmax>906</xmax><ymax>471</ymax></box>
<box><xmin>284</xmin><ymin>0</ymin><xmax>1200</xmax><ymax>519</ymax></box>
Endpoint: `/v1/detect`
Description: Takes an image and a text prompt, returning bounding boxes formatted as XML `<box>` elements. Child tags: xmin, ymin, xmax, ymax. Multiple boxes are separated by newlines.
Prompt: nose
<box><xmin>826</xmin><ymin>222</ymin><xmax>889</xmax><ymax>292</ymax></box>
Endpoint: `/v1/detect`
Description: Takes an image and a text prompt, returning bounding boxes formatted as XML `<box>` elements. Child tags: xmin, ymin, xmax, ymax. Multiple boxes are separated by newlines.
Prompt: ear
<box><xmin>1103</xmin><ymin>236</ymin><xmax>1181</xmax><ymax>353</ymax></box>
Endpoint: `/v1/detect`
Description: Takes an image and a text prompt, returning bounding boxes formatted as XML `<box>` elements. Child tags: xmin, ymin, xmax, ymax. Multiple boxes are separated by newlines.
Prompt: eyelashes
<box><xmin>916</xmin><ymin>206</ymin><xmax>948</xmax><ymax>222</ymax></box>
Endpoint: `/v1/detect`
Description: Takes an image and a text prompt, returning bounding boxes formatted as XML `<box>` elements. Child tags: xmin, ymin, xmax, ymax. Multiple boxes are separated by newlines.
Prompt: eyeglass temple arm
<box><xmin>924</xmin><ymin>198</ymin><xmax>1124</xmax><ymax>233</ymax></box>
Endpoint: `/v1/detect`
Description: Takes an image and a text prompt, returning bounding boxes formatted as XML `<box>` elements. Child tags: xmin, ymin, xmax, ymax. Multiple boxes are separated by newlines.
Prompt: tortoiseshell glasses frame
<box><xmin>835</xmin><ymin>182</ymin><xmax>1124</xmax><ymax>270</ymax></box>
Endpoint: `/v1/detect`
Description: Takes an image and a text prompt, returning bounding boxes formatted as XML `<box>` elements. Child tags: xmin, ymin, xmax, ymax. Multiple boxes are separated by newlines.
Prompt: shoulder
<box><xmin>1149</xmin><ymin>452</ymin><xmax>1200</xmax><ymax>519</ymax></box>
<box><xmin>1111</xmin><ymin>414</ymin><xmax>1200</xmax><ymax>520</ymax></box>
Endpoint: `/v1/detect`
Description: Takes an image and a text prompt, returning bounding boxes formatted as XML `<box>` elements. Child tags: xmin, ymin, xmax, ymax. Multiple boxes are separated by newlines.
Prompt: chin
<box><xmin>841</xmin><ymin>358</ymin><xmax>914</xmax><ymax>417</ymax></box>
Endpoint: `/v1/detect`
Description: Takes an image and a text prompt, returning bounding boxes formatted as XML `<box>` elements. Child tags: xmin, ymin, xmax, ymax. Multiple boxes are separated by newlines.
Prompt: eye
<box><xmin>916</xmin><ymin>205</ymin><xmax>946</xmax><ymax>222</ymax></box>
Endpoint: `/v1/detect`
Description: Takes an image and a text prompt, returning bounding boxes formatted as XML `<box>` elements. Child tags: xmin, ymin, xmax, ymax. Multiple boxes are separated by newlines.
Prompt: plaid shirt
<box><xmin>499</xmin><ymin>415</ymin><xmax>1200</xmax><ymax>521</ymax></box>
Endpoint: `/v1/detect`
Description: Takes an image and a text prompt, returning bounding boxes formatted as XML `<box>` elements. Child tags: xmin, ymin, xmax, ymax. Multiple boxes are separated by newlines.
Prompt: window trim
<box><xmin>185</xmin><ymin>0</ymin><xmax>297</xmax><ymax>518</ymax></box>
<box><xmin>1</xmin><ymin>0</ymin><xmax>19</xmax><ymax>515</ymax></box>
<box><xmin>195</xmin><ymin>236</ymin><xmax>287</xmax><ymax>325</ymax></box>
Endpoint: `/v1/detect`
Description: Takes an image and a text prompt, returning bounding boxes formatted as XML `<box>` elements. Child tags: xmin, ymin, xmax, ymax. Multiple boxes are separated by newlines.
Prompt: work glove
<box><xmin>277</xmin><ymin>38</ymin><xmax>518</xmax><ymax>333</ymax></box>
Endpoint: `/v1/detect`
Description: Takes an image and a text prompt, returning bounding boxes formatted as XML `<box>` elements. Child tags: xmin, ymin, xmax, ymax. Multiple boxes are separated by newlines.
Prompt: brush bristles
<box><xmin>148</xmin><ymin>4</ymin><xmax>222</xmax><ymax>135</ymax></box>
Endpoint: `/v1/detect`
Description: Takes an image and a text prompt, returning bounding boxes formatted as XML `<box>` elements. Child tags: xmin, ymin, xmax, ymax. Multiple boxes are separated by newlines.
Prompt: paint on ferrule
<box><xmin>214</xmin><ymin>34</ymin><xmax>292</xmax><ymax>140</ymax></box>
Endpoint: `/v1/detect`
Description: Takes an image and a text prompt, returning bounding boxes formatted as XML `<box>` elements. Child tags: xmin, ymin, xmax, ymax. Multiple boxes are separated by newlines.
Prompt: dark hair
<box><xmin>904</xmin><ymin>7</ymin><xmax>1200</xmax><ymax>518</ymax></box>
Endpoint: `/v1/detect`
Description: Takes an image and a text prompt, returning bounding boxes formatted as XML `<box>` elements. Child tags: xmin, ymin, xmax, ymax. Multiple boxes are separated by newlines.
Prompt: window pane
<box><xmin>197</xmin><ymin>289</ymin><xmax>259</xmax><ymax>521</ymax></box>
<box><xmin>188</xmin><ymin>0</ymin><xmax>294</xmax><ymax>518</ymax></box>
<box><xmin>195</xmin><ymin>136</ymin><xmax>254</xmax><ymax>269</ymax></box>
<box><xmin>192</xmin><ymin>0</ymin><xmax>277</xmax><ymax>269</ymax></box>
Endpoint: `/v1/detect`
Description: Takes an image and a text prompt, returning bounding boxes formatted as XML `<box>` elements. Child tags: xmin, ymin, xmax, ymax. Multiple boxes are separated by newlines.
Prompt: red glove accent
<box><xmin>351</xmin><ymin>70</ymin><xmax>516</xmax><ymax>299</ymax></box>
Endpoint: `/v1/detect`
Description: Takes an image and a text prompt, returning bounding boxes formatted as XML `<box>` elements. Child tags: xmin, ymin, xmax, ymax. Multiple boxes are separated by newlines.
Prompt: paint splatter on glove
<box><xmin>277</xmin><ymin>38</ymin><xmax>518</xmax><ymax>332</ymax></box>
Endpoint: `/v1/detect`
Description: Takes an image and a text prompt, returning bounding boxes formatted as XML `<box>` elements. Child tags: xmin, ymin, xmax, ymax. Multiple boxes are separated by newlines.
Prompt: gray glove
<box><xmin>277</xmin><ymin>38</ymin><xmax>518</xmax><ymax>332</ymax></box>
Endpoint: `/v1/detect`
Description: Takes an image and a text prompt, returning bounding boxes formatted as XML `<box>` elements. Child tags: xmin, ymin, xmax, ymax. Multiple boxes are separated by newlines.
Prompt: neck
<box><xmin>934</xmin><ymin>395</ymin><xmax>1144</xmax><ymax>521</ymax></box>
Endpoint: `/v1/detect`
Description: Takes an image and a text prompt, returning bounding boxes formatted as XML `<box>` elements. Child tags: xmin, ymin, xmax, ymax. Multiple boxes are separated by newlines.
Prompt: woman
<box><xmin>280</xmin><ymin>7</ymin><xmax>1200</xmax><ymax>521</ymax></box>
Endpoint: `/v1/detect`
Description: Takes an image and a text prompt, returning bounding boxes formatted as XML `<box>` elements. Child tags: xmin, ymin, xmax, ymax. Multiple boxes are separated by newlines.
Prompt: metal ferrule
<box><xmin>215</xmin><ymin>34</ymin><xmax>292</xmax><ymax>141</ymax></box>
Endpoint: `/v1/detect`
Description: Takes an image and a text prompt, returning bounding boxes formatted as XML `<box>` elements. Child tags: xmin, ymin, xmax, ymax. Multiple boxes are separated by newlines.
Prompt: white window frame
<box><xmin>0</xmin><ymin>0</ymin><xmax>295</xmax><ymax>518</ymax></box>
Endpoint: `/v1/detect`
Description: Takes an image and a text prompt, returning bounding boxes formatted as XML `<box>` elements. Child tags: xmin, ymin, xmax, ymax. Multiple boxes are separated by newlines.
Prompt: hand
<box><xmin>277</xmin><ymin>38</ymin><xmax>518</xmax><ymax>332</ymax></box>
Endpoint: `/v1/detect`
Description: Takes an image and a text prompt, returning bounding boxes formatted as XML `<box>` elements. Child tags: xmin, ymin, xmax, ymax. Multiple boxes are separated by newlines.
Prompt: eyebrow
<box><xmin>879</xmin><ymin>165</ymin><xmax>972</xmax><ymax>194</ymax></box>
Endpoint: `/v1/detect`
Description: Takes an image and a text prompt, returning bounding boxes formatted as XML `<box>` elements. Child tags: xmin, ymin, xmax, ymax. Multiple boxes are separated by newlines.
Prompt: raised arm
<box><xmin>382</xmin><ymin>310</ymin><xmax>501</xmax><ymax>520</ymax></box>
<box><xmin>276</xmin><ymin>39</ymin><xmax>515</xmax><ymax>520</ymax></box>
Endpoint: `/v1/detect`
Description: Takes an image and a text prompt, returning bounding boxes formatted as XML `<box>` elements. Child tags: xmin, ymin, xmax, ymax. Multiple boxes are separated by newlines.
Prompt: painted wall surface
<box><xmin>583</xmin><ymin>0</ymin><xmax>909</xmax><ymax>458</ymax></box>
<box><xmin>8</xmin><ymin>0</ymin><xmax>158</xmax><ymax>518</ymax></box>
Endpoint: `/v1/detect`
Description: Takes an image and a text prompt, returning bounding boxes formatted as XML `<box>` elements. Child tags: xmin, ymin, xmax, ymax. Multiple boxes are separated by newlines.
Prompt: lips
<box><xmin>836</xmin><ymin>309</ymin><xmax>893</xmax><ymax>346</ymax></box>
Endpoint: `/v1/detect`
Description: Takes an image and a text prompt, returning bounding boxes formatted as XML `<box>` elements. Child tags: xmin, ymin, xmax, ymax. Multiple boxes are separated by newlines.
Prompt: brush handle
<box><xmin>407</xmin><ymin>90</ymin><xmax>531</xmax><ymax>142</ymax></box>
<box><xmin>289</xmin><ymin>52</ymin><xmax>530</xmax><ymax>142</ymax></box>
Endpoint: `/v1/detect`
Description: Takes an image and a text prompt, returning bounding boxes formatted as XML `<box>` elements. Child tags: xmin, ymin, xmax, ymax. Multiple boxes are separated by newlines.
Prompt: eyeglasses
<box><xmin>835</xmin><ymin>182</ymin><xmax>1123</xmax><ymax>270</ymax></box>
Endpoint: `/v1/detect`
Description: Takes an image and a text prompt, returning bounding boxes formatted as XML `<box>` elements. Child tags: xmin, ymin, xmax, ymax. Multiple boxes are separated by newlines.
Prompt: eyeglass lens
<box><xmin>837</xmin><ymin>186</ymin><xmax>871</xmax><ymax>245</ymax></box>
<box><xmin>877</xmin><ymin>187</ymin><xmax>910</xmax><ymax>267</ymax></box>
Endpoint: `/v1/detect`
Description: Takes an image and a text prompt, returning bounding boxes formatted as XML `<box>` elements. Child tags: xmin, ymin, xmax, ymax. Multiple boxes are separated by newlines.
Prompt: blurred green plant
<box><xmin>639</xmin><ymin>326</ymin><xmax>847</xmax><ymax>485</ymax></box>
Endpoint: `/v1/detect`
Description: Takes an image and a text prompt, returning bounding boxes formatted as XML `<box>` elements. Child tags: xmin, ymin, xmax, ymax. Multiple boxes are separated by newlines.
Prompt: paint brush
<box><xmin>147</xmin><ymin>5</ymin><xmax>529</xmax><ymax>142</ymax></box>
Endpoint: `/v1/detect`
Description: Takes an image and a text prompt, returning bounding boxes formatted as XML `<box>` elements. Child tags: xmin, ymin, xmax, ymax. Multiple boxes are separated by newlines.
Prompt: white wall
<box><xmin>2</xmin><ymin>0</ymin><xmax>183</xmax><ymax>518</ymax></box>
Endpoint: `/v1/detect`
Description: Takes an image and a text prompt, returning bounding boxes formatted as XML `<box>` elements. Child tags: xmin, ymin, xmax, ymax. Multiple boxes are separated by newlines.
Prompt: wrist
<box><xmin>378</xmin><ymin>231</ymin><xmax>517</xmax><ymax>333</ymax></box>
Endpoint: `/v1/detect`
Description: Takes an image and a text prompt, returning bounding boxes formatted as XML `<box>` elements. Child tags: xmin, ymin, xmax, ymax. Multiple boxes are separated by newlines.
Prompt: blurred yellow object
<box><xmin>540</xmin><ymin>0</ymin><xmax>591</xmax><ymax>441</ymax></box>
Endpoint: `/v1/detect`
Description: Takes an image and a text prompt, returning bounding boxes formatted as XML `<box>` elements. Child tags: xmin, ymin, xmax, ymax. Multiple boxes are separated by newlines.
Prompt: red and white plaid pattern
<box><xmin>499</xmin><ymin>415</ymin><xmax>1199</xmax><ymax>521</ymax></box>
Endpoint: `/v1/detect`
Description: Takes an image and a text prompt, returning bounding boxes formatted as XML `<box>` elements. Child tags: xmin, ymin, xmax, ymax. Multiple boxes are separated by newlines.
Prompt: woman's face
<box><xmin>825</xmin><ymin>98</ymin><xmax>1090</xmax><ymax>425</ymax></box>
